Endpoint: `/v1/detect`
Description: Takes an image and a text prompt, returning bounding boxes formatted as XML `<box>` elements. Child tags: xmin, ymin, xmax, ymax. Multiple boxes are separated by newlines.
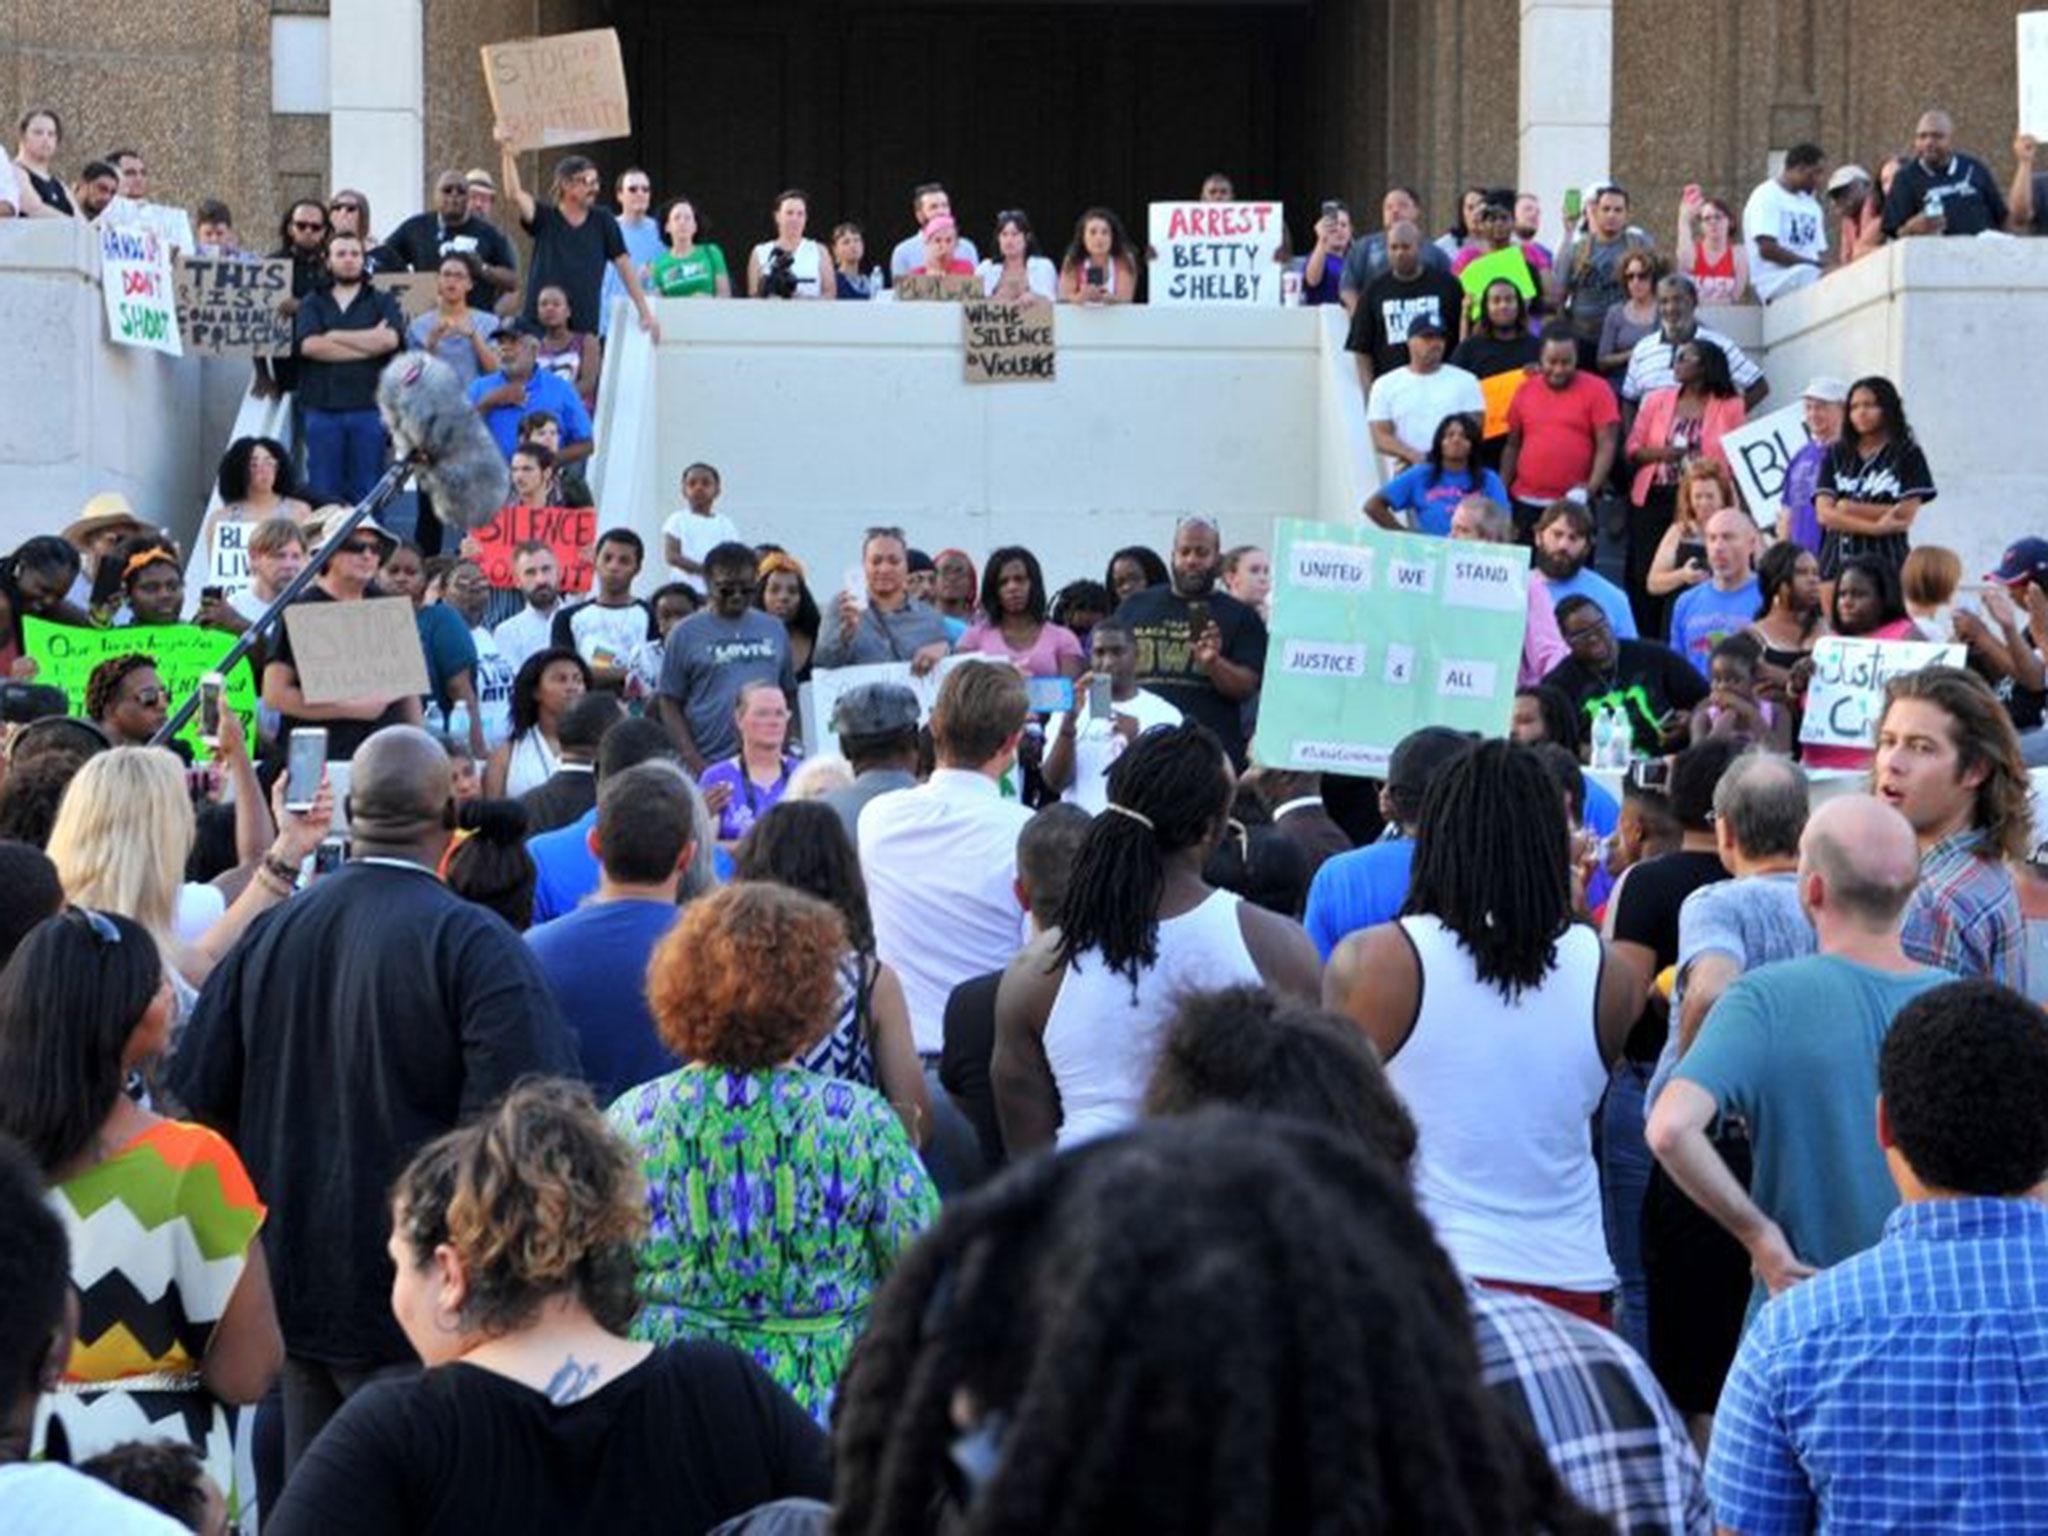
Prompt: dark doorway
<box><xmin>613</xmin><ymin>1</ymin><xmax>1320</xmax><ymax>280</ymax></box>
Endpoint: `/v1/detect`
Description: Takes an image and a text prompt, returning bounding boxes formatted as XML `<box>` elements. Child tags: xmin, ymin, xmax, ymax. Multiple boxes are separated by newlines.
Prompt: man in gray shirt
<box><xmin>821</xmin><ymin>682</ymin><xmax>923</xmax><ymax>842</ymax></box>
<box><xmin>654</xmin><ymin>541</ymin><xmax>794</xmax><ymax>774</ymax></box>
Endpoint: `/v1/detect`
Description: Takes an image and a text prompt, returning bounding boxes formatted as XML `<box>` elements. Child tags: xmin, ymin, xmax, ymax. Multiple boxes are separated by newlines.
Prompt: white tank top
<box><xmin>750</xmin><ymin>238</ymin><xmax>827</xmax><ymax>296</ymax></box>
<box><xmin>1043</xmin><ymin>889</ymin><xmax>1261</xmax><ymax>1148</ymax></box>
<box><xmin>1389</xmin><ymin>914</ymin><xmax>1615</xmax><ymax>1292</ymax></box>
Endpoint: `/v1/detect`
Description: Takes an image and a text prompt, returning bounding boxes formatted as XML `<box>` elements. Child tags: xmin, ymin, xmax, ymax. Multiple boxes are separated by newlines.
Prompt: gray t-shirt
<box><xmin>811</xmin><ymin>598</ymin><xmax>953</xmax><ymax>669</ymax></box>
<box><xmin>657</xmin><ymin>608</ymin><xmax>794</xmax><ymax>764</ymax></box>
<box><xmin>1648</xmin><ymin>872</ymin><xmax>1814</xmax><ymax>1109</ymax></box>
<box><xmin>1557</xmin><ymin>228</ymin><xmax>1653</xmax><ymax>341</ymax></box>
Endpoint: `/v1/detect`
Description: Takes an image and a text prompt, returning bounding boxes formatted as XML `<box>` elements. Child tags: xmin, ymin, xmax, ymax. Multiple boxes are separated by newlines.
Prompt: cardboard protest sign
<box><xmin>22</xmin><ymin>617</ymin><xmax>255</xmax><ymax>759</ymax></box>
<box><xmin>473</xmin><ymin>504</ymin><xmax>597</xmax><ymax>591</ymax></box>
<box><xmin>483</xmin><ymin>28</ymin><xmax>631</xmax><ymax>152</ymax></box>
<box><xmin>1147</xmin><ymin>202</ymin><xmax>1285</xmax><ymax>305</ymax></box>
<box><xmin>371</xmin><ymin>272</ymin><xmax>441</xmax><ymax>325</ymax></box>
<box><xmin>895</xmin><ymin>272</ymin><xmax>981</xmax><ymax>302</ymax></box>
<box><xmin>2023</xmin><ymin>12</ymin><xmax>2048</xmax><ymax>138</ymax></box>
<box><xmin>175</xmin><ymin>256</ymin><xmax>294</xmax><ymax>357</ymax></box>
<box><xmin>1721</xmin><ymin>403</ymin><xmax>1810</xmax><ymax>522</ymax></box>
<box><xmin>1253</xmin><ymin>519</ymin><xmax>1527</xmax><ymax>776</ymax></box>
<box><xmin>1800</xmin><ymin>636</ymin><xmax>1965</xmax><ymax>752</ymax></box>
<box><xmin>282</xmin><ymin>596</ymin><xmax>429</xmax><ymax>705</ymax></box>
<box><xmin>962</xmin><ymin>300</ymin><xmax>1055</xmax><ymax>383</ymax></box>
<box><xmin>99</xmin><ymin>224</ymin><xmax>181</xmax><ymax>356</ymax></box>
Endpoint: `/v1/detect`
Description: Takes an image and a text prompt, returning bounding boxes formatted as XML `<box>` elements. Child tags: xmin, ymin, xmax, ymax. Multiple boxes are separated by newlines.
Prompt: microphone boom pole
<box><xmin>149</xmin><ymin>457</ymin><xmax>417</xmax><ymax>749</ymax></box>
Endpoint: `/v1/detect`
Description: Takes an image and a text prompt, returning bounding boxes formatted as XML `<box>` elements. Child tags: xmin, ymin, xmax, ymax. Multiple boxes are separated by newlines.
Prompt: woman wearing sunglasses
<box><xmin>0</xmin><ymin>906</ymin><xmax>283</xmax><ymax>1530</ymax></box>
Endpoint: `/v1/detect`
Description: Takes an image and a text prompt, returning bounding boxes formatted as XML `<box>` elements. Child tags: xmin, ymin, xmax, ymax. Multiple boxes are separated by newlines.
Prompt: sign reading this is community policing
<box><xmin>1254</xmin><ymin>519</ymin><xmax>1528</xmax><ymax>776</ymax></box>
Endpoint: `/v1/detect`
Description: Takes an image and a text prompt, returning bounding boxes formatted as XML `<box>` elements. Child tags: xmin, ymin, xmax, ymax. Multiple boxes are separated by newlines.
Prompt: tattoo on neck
<box><xmin>544</xmin><ymin>1355</ymin><xmax>601</xmax><ymax>1405</ymax></box>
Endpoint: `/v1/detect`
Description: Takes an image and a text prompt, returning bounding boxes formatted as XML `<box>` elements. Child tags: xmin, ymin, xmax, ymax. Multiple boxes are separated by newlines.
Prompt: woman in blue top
<box><xmin>1363</xmin><ymin>414</ymin><xmax>1506</xmax><ymax>537</ymax></box>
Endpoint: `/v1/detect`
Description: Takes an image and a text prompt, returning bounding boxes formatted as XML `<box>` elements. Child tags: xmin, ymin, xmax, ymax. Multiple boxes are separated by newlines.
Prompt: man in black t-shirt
<box><xmin>494</xmin><ymin>130</ymin><xmax>660</xmax><ymax>339</ymax></box>
<box><xmin>1543</xmin><ymin>595</ymin><xmax>1707</xmax><ymax>754</ymax></box>
<box><xmin>1109</xmin><ymin>514</ymin><xmax>1267</xmax><ymax>766</ymax></box>
<box><xmin>1882</xmin><ymin>109</ymin><xmax>2007</xmax><ymax>239</ymax></box>
<box><xmin>293</xmin><ymin>233</ymin><xmax>405</xmax><ymax>502</ymax></box>
<box><xmin>383</xmin><ymin>169</ymin><xmax>519</xmax><ymax>300</ymax></box>
<box><xmin>1345</xmin><ymin>220</ymin><xmax>1466</xmax><ymax>389</ymax></box>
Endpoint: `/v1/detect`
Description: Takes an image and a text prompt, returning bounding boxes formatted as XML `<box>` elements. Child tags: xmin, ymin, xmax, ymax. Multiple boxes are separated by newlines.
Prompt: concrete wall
<box><xmin>606</xmin><ymin>299</ymin><xmax>1351</xmax><ymax>596</ymax></box>
<box><xmin>0</xmin><ymin>219</ymin><xmax>243</xmax><ymax>553</ymax></box>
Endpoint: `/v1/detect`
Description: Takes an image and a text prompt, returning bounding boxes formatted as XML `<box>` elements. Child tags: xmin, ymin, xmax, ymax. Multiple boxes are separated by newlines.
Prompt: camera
<box><xmin>760</xmin><ymin>246</ymin><xmax>800</xmax><ymax>300</ymax></box>
<box><xmin>0</xmin><ymin>681</ymin><xmax>71</xmax><ymax>725</ymax></box>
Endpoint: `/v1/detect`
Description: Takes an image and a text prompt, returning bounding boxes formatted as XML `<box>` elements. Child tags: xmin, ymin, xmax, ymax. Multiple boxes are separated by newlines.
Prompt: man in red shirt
<box><xmin>1500</xmin><ymin>331</ymin><xmax>1620</xmax><ymax>539</ymax></box>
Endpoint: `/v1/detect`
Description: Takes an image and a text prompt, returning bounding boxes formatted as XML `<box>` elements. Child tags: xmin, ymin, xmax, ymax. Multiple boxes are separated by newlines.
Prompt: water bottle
<box><xmin>1595</xmin><ymin>705</ymin><xmax>1624</xmax><ymax>771</ymax></box>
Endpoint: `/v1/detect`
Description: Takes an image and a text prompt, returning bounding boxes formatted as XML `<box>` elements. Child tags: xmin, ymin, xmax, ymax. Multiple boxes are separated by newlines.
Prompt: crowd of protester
<box><xmin>3</xmin><ymin>96</ymin><xmax>2048</xmax><ymax>1536</ymax></box>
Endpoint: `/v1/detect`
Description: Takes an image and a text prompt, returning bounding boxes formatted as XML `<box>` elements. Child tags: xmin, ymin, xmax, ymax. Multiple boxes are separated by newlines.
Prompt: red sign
<box><xmin>473</xmin><ymin>504</ymin><xmax>596</xmax><ymax>591</ymax></box>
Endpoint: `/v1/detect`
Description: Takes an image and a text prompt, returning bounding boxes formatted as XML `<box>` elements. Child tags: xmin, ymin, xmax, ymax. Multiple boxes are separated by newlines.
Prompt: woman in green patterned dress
<box><xmin>608</xmin><ymin>881</ymin><xmax>939</xmax><ymax>1423</ymax></box>
<box><xmin>0</xmin><ymin>908</ymin><xmax>280</xmax><ymax>1529</ymax></box>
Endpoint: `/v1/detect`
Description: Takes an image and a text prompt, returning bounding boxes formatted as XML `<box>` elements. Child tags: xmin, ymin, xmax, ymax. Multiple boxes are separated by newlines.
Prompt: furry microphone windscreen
<box><xmin>376</xmin><ymin>352</ymin><xmax>514</xmax><ymax>530</ymax></box>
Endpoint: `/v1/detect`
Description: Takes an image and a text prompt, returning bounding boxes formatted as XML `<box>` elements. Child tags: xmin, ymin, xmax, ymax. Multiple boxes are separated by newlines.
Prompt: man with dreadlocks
<box><xmin>827</xmin><ymin>1111</ymin><xmax>1614</xmax><ymax>1535</ymax></box>
<box><xmin>992</xmin><ymin>720</ymin><xmax>1319</xmax><ymax>1155</ymax></box>
<box><xmin>1326</xmin><ymin>738</ymin><xmax>1643</xmax><ymax>1326</ymax></box>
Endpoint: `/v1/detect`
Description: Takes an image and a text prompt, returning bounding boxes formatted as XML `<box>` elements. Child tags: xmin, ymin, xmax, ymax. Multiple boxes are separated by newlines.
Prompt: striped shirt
<box><xmin>1900</xmin><ymin>828</ymin><xmax>2025</xmax><ymax>991</ymax></box>
<box><xmin>1707</xmin><ymin>1198</ymin><xmax>2048</xmax><ymax>1534</ymax></box>
<box><xmin>1469</xmin><ymin>1284</ymin><xmax>1711</xmax><ymax>1534</ymax></box>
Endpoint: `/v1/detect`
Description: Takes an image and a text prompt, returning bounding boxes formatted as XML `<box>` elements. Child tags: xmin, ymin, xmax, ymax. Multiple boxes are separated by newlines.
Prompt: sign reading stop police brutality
<box><xmin>99</xmin><ymin>223</ymin><xmax>182</xmax><ymax>357</ymax></box>
<box><xmin>482</xmin><ymin>28</ymin><xmax>632</xmax><ymax>152</ymax></box>
<box><xmin>1147</xmin><ymin>202</ymin><xmax>1286</xmax><ymax>305</ymax></box>
<box><xmin>1254</xmin><ymin>519</ymin><xmax>1527</xmax><ymax>776</ymax></box>
<box><xmin>1799</xmin><ymin>635</ymin><xmax>1965</xmax><ymax>752</ymax></box>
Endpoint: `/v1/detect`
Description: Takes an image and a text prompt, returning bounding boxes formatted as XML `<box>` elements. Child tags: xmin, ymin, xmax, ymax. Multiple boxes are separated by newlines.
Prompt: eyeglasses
<box><xmin>1624</xmin><ymin>270</ymin><xmax>1653</xmax><ymax>282</ymax></box>
<box><xmin>127</xmin><ymin>688</ymin><xmax>166</xmax><ymax>707</ymax></box>
<box><xmin>291</xmin><ymin>219</ymin><xmax>326</xmax><ymax>232</ymax></box>
<box><xmin>1564</xmin><ymin>617</ymin><xmax>1611</xmax><ymax>642</ymax></box>
<box><xmin>622</xmin><ymin>183</ymin><xmax>651</xmax><ymax>194</ymax></box>
<box><xmin>65</xmin><ymin>906</ymin><xmax>121</xmax><ymax>948</ymax></box>
<box><xmin>438</xmin><ymin>184</ymin><xmax>467</xmax><ymax>196</ymax></box>
<box><xmin>341</xmin><ymin>539</ymin><xmax>385</xmax><ymax>556</ymax></box>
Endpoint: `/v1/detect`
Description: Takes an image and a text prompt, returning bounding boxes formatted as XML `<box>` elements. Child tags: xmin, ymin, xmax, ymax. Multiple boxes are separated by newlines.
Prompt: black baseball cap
<box><xmin>1988</xmin><ymin>538</ymin><xmax>2048</xmax><ymax>589</ymax></box>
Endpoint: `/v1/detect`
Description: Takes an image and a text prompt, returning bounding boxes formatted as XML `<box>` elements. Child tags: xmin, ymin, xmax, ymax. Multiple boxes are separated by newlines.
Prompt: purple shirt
<box><xmin>700</xmin><ymin>755</ymin><xmax>795</xmax><ymax>842</ymax></box>
<box><xmin>1783</xmin><ymin>439</ymin><xmax>1826</xmax><ymax>554</ymax></box>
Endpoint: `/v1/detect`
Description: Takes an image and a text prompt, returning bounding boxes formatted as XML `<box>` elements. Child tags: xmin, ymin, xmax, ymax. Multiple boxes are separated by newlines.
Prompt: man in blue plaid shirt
<box><xmin>1707</xmin><ymin>980</ymin><xmax>2048</xmax><ymax>1533</ymax></box>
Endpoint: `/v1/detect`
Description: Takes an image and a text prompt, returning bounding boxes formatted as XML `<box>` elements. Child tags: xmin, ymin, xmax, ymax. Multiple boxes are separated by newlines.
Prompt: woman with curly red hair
<box><xmin>607</xmin><ymin>881</ymin><xmax>938</xmax><ymax>1423</ymax></box>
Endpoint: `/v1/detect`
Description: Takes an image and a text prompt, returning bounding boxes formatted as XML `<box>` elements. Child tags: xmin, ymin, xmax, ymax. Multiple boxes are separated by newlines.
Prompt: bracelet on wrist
<box><xmin>262</xmin><ymin>852</ymin><xmax>300</xmax><ymax>887</ymax></box>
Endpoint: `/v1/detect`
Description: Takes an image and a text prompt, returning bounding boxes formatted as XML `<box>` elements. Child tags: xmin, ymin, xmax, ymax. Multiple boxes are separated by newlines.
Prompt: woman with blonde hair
<box><xmin>609</xmin><ymin>881</ymin><xmax>938</xmax><ymax>1424</ymax></box>
<box><xmin>47</xmin><ymin>744</ymin><xmax>332</xmax><ymax>998</ymax></box>
<box><xmin>267</xmin><ymin>1079</ymin><xmax>830</xmax><ymax>1532</ymax></box>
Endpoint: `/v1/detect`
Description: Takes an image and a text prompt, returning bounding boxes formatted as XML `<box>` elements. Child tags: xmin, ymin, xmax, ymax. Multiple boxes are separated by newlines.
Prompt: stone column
<box><xmin>1518</xmin><ymin>0</ymin><xmax>1612</xmax><ymax>248</ymax></box>
<box><xmin>329</xmin><ymin>0</ymin><xmax>425</xmax><ymax>235</ymax></box>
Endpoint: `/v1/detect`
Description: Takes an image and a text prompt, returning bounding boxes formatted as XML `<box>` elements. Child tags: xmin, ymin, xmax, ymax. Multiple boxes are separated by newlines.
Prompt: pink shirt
<box><xmin>958</xmin><ymin>620</ymin><xmax>1083</xmax><ymax>680</ymax></box>
<box><xmin>1521</xmin><ymin>575</ymin><xmax>1570</xmax><ymax>687</ymax></box>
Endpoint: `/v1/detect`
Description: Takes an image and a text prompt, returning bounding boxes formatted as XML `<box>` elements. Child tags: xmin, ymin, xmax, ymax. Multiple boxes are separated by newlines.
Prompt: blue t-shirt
<box><xmin>1303</xmin><ymin>837</ymin><xmax>1415</xmax><ymax>961</ymax></box>
<box><xmin>1544</xmin><ymin>566</ymin><xmax>1638</xmax><ymax>640</ymax></box>
<box><xmin>526</xmin><ymin>897</ymin><xmax>681</xmax><ymax>1104</ymax></box>
<box><xmin>1679</xmin><ymin>954</ymin><xmax>1947</xmax><ymax>1310</ymax></box>
<box><xmin>415</xmin><ymin>603</ymin><xmax>477</xmax><ymax>714</ymax></box>
<box><xmin>467</xmin><ymin>367</ymin><xmax>593</xmax><ymax>458</ymax></box>
<box><xmin>1669</xmin><ymin>577</ymin><xmax>1761</xmax><ymax>676</ymax></box>
<box><xmin>528</xmin><ymin>807</ymin><xmax>600</xmax><ymax>926</ymax></box>
<box><xmin>1379</xmin><ymin>464</ymin><xmax>1509</xmax><ymax>538</ymax></box>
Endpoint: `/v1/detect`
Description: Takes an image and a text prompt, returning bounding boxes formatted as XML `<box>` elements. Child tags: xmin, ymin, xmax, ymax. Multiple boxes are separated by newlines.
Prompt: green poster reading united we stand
<box><xmin>1253</xmin><ymin>519</ymin><xmax>1528</xmax><ymax>778</ymax></box>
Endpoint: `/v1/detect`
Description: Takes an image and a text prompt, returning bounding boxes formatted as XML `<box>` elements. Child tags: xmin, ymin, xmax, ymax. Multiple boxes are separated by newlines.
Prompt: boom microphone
<box><xmin>376</xmin><ymin>351</ymin><xmax>512</xmax><ymax>531</ymax></box>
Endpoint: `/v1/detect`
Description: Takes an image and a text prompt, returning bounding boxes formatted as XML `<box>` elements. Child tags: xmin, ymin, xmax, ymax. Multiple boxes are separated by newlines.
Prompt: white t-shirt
<box><xmin>1366</xmin><ymin>364</ymin><xmax>1486</xmax><ymax>458</ymax></box>
<box><xmin>0</xmin><ymin>1462</ymin><xmax>188</xmax><ymax>1534</ymax></box>
<box><xmin>492</xmin><ymin>601</ymin><xmax>560</xmax><ymax>676</ymax></box>
<box><xmin>750</xmin><ymin>239</ymin><xmax>830</xmax><ymax>297</ymax></box>
<box><xmin>975</xmin><ymin>256</ymin><xmax>1058</xmax><ymax>301</ymax></box>
<box><xmin>1742</xmin><ymin>178</ymin><xmax>1828</xmax><ymax>301</ymax></box>
<box><xmin>659</xmin><ymin>508</ymin><xmax>742</xmax><ymax>594</ymax></box>
<box><xmin>1046</xmin><ymin>689</ymin><xmax>1183</xmax><ymax>814</ymax></box>
<box><xmin>0</xmin><ymin>155</ymin><xmax>21</xmax><ymax>212</ymax></box>
<box><xmin>468</xmin><ymin>623</ymin><xmax>515</xmax><ymax>744</ymax></box>
<box><xmin>174</xmin><ymin>881</ymin><xmax>227</xmax><ymax>948</ymax></box>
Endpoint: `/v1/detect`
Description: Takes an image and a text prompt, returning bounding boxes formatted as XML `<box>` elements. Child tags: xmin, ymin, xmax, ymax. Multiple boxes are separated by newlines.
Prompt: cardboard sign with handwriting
<box><xmin>370</xmin><ymin>272</ymin><xmax>441</xmax><ymax>325</ymax></box>
<box><xmin>483</xmin><ymin>29</ymin><xmax>631</xmax><ymax>152</ymax></box>
<box><xmin>283</xmin><ymin>597</ymin><xmax>429</xmax><ymax>705</ymax></box>
<box><xmin>175</xmin><ymin>256</ymin><xmax>295</xmax><ymax>357</ymax></box>
<box><xmin>895</xmin><ymin>272</ymin><xmax>981</xmax><ymax>302</ymax></box>
<box><xmin>962</xmin><ymin>300</ymin><xmax>1055</xmax><ymax>384</ymax></box>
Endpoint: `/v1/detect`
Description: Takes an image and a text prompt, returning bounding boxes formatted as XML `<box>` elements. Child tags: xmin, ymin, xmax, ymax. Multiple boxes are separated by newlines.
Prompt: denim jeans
<box><xmin>302</xmin><ymin>405</ymin><xmax>389</xmax><ymax>504</ymax></box>
<box><xmin>1600</xmin><ymin>1057</ymin><xmax>1654</xmax><ymax>1358</ymax></box>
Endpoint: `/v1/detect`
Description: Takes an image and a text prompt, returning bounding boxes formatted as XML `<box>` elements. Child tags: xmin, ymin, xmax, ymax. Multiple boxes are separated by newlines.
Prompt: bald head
<box><xmin>349</xmin><ymin>725</ymin><xmax>455</xmax><ymax>848</ymax></box>
<box><xmin>1714</xmin><ymin>750</ymin><xmax>1808</xmax><ymax>860</ymax></box>
<box><xmin>1386</xmin><ymin>219</ymin><xmax>1424</xmax><ymax>275</ymax></box>
<box><xmin>1800</xmin><ymin>794</ymin><xmax>1922</xmax><ymax>928</ymax></box>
